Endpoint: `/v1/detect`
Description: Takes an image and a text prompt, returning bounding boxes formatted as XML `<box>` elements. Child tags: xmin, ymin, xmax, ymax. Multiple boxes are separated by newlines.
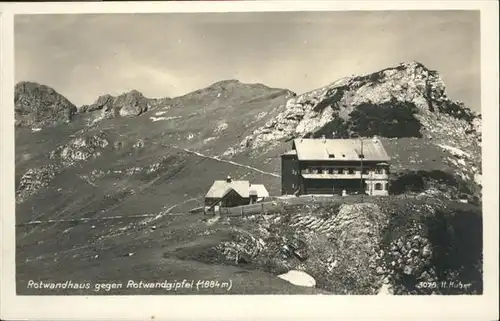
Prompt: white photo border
<box><xmin>1</xmin><ymin>1</ymin><xmax>498</xmax><ymax>320</ymax></box>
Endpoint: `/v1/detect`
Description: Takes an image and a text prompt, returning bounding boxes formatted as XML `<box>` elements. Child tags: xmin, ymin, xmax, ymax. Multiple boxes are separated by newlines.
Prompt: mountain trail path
<box><xmin>171</xmin><ymin>145</ymin><xmax>280</xmax><ymax>178</ymax></box>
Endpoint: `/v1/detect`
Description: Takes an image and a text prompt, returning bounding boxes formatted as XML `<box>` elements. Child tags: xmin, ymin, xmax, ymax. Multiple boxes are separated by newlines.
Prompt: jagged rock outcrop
<box><xmin>216</xmin><ymin>228</ymin><xmax>266</xmax><ymax>264</ymax></box>
<box><xmin>115</xmin><ymin>90</ymin><xmax>150</xmax><ymax>117</ymax></box>
<box><xmin>14</xmin><ymin>82</ymin><xmax>77</xmax><ymax>129</ymax></box>
<box><xmin>48</xmin><ymin>132</ymin><xmax>109</xmax><ymax>166</ymax></box>
<box><xmin>16</xmin><ymin>164</ymin><xmax>60</xmax><ymax>203</ymax></box>
<box><xmin>79</xmin><ymin>94</ymin><xmax>115</xmax><ymax>113</ymax></box>
<box><xmin>79</xmin><ymin>90</ymin><xmax>168</xmax><ymax>121</ymax></box>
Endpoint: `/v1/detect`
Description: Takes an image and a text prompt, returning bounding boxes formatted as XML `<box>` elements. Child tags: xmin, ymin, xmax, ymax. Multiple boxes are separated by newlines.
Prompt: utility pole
<box><xmin>360</xmin><ymin>138</ymin><xmax>364</xmax><ymax>202</ymax></box>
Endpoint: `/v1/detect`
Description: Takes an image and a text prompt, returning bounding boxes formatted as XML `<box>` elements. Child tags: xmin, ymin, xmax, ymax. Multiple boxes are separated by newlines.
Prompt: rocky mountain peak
<box><xmin>233</xmin><ymin>61</ymin><xmax>479</xmax><ymax>151</ymax></box>
<box><xmin>397</xmin><ymin>60</ymin><xmax>432</xmax><ymax>73</ymax></box>
<box><xmin>15</xmin><ymin>81</ymin><xmax>77</xmax><ymax>129</ymax></box>
<box><xmin>211</xmin><ymin>79</ymin><xmax>241</xmax><ymax>86</ymax></box>
<box><xmin>78</xmin><ymin>89</ymin><xmax>154</xmax><ymax>120</ymax></box>
<box><xmin>205</xmin><ymin>79</ymin><xmax>290</xmax><ymax>94</ymax></box>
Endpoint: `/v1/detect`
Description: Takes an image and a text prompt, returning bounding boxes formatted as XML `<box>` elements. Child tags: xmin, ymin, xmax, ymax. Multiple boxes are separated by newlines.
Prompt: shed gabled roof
<box><xmin>291</xmin><ymin>138</ymin><xmax>390</xmax><ymax>161</ymax></box>
<box><xmin>205</xmin><ymin>180</ymin><xmax>270</xmax><ymax>199</ymax></box>
<box><xmin>205</xmin><ymin>180</ymin><xmax>250</xmax><ymax>199</ymax></box>
<box><xmin>249</xmin><ymin>184</ymin><xmax>270</xmax><ymax>198</ymax></box>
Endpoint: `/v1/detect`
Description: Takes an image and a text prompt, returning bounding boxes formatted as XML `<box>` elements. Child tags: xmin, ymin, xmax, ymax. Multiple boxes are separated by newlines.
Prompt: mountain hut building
<box><xmin>204</xmin><ymin>176</ymin><xmax>269</xmax><ymax>214</ymax></box>
<box><xmin>280</xmin><ymin>136</ymin><xmax>391</xmax><ymax>196</ymax></box>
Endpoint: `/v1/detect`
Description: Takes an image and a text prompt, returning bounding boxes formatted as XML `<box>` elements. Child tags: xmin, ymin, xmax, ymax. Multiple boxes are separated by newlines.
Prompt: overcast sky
<box><xmin>15</xmin><ymin>11</ymin><xmax>480</xmax><ymax>111</ymax></box>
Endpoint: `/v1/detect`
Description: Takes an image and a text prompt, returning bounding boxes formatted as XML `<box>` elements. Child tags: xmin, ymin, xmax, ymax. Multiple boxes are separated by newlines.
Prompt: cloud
<box><xmin>14</xmin><ymin>11</ymin><xmax>480</xmax><ymax>111</ymax></box>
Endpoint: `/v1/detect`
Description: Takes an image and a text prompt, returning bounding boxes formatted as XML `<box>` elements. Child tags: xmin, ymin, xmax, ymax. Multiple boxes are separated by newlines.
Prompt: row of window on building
<box><xmin>290</xmin><ymin>181</ymin><xmax>388</xmax><ymax>191</ymax></box>
<box><xmin>297</xmin><ymin>167</ymin><xmax>387</xmax><ymax>175</ymax></box>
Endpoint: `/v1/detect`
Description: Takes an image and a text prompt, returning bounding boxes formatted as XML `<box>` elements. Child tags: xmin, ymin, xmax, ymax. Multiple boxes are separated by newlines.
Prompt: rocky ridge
<box><xmin>236</xmin><ymin>61</ymin><xmax>479</xmax><ymax>150</ymax></box>
<box><xmin>79</xmin><ymin>90</ymin><xmax>170</xmax><ymax>123</ymax></box>
<box><xmin>15</xmin><ymin>81</ymin><xmax>78</xmax><ymax>129</ymax></box>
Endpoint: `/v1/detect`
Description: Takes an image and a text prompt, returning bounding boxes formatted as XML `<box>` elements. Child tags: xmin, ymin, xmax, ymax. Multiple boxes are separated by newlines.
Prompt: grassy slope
<box><xmin>18</xmin><ymin>211</ymin><xmax>328</xmax><ymax>295</ymax></box>
<box><xmin>15</xmin><ymin>79</ymin><xmax>480</xmax><ymax>294</ymax></box>
<box><xmin>16</xmin><ymin>82</ymin><xmax>301</xmax><ymax>294</ymax></box>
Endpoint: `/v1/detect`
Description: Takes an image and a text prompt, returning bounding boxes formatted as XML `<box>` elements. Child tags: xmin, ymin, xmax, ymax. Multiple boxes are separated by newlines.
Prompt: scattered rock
<box><xmin>421</xmin><ymin>245</ymin><xmax>431</xmax><ymax>257</ymax></box>
<box><xmin>133</xmin><ymin>139</ymin><xmax>145</xmax><ymax>149</ymax></box>
<box><xmin>215</xmin><ymin>123</ymin><xmax>228</xmax><ymax>133</ymax></box>
<box><xmin>16</xmin><ymin>164</ymin><xmax>60</xmax><ymax>203</ymax></box>
<box><xmin>49</xmin><ymin>132</ymin><xmax>109</xmax><ymax>166</ymax></box>
<box><xmin>377</xmin><ymin>282</ymin><xmax>393</xmax><ymax>295</ymax></box>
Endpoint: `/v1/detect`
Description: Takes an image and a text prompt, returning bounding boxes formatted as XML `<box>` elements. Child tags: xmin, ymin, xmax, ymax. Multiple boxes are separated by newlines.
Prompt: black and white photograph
<box><xmin>1</xmin><ymin>1</ymin><xmax>499</xmax><ymax>320</ymax></box>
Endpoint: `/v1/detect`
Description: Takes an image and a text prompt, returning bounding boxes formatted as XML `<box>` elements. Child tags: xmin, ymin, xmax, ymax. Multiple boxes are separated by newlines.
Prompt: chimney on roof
<box><xmin>321</xmin><ymin>134</ymin><xmax>326</xmax><ymax>143</ymax></box>
<box><xmin>226</xmin><ymin>175</ymin><xmax>232</xmax><ymax>183</ymax></box>
<box><xmin>372</xmin><ymin>135</ymin><xmax>379</xmax><ymax>143</ymax></box>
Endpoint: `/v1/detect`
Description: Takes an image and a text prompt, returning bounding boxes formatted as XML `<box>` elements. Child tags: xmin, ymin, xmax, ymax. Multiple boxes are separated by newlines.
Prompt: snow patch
<box><xmin>155</xmin><ymin>111</ymin><xmax>168</xmax><ymax>116</ymax></box>
<box><xmin>203</xmin><ymin>137</ymin><xmax>217</xmax><ymax>144</ymax></box>
<box><xmin>187</xmin><ymin>133</ymin><xmax>195</xmax><ymax>140</ymax></box>
<box><xmin>277</xmin><ymin>270</ymin><xmax>316</xmax><ymax>287</ymax></box>
<box><xmin>31</xmin><ymin>127</ymin><xmax>42</xmax><ymax>132</ymax></box>
<box><xmin>150</xmin><ymin>116</ymin><xmax>182</xmax><ymax>122</ymax></box>
<box><xmin>435</xmin><ymin>144</ymin><xmax>471</xmax><ymax>158</ymax></box>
